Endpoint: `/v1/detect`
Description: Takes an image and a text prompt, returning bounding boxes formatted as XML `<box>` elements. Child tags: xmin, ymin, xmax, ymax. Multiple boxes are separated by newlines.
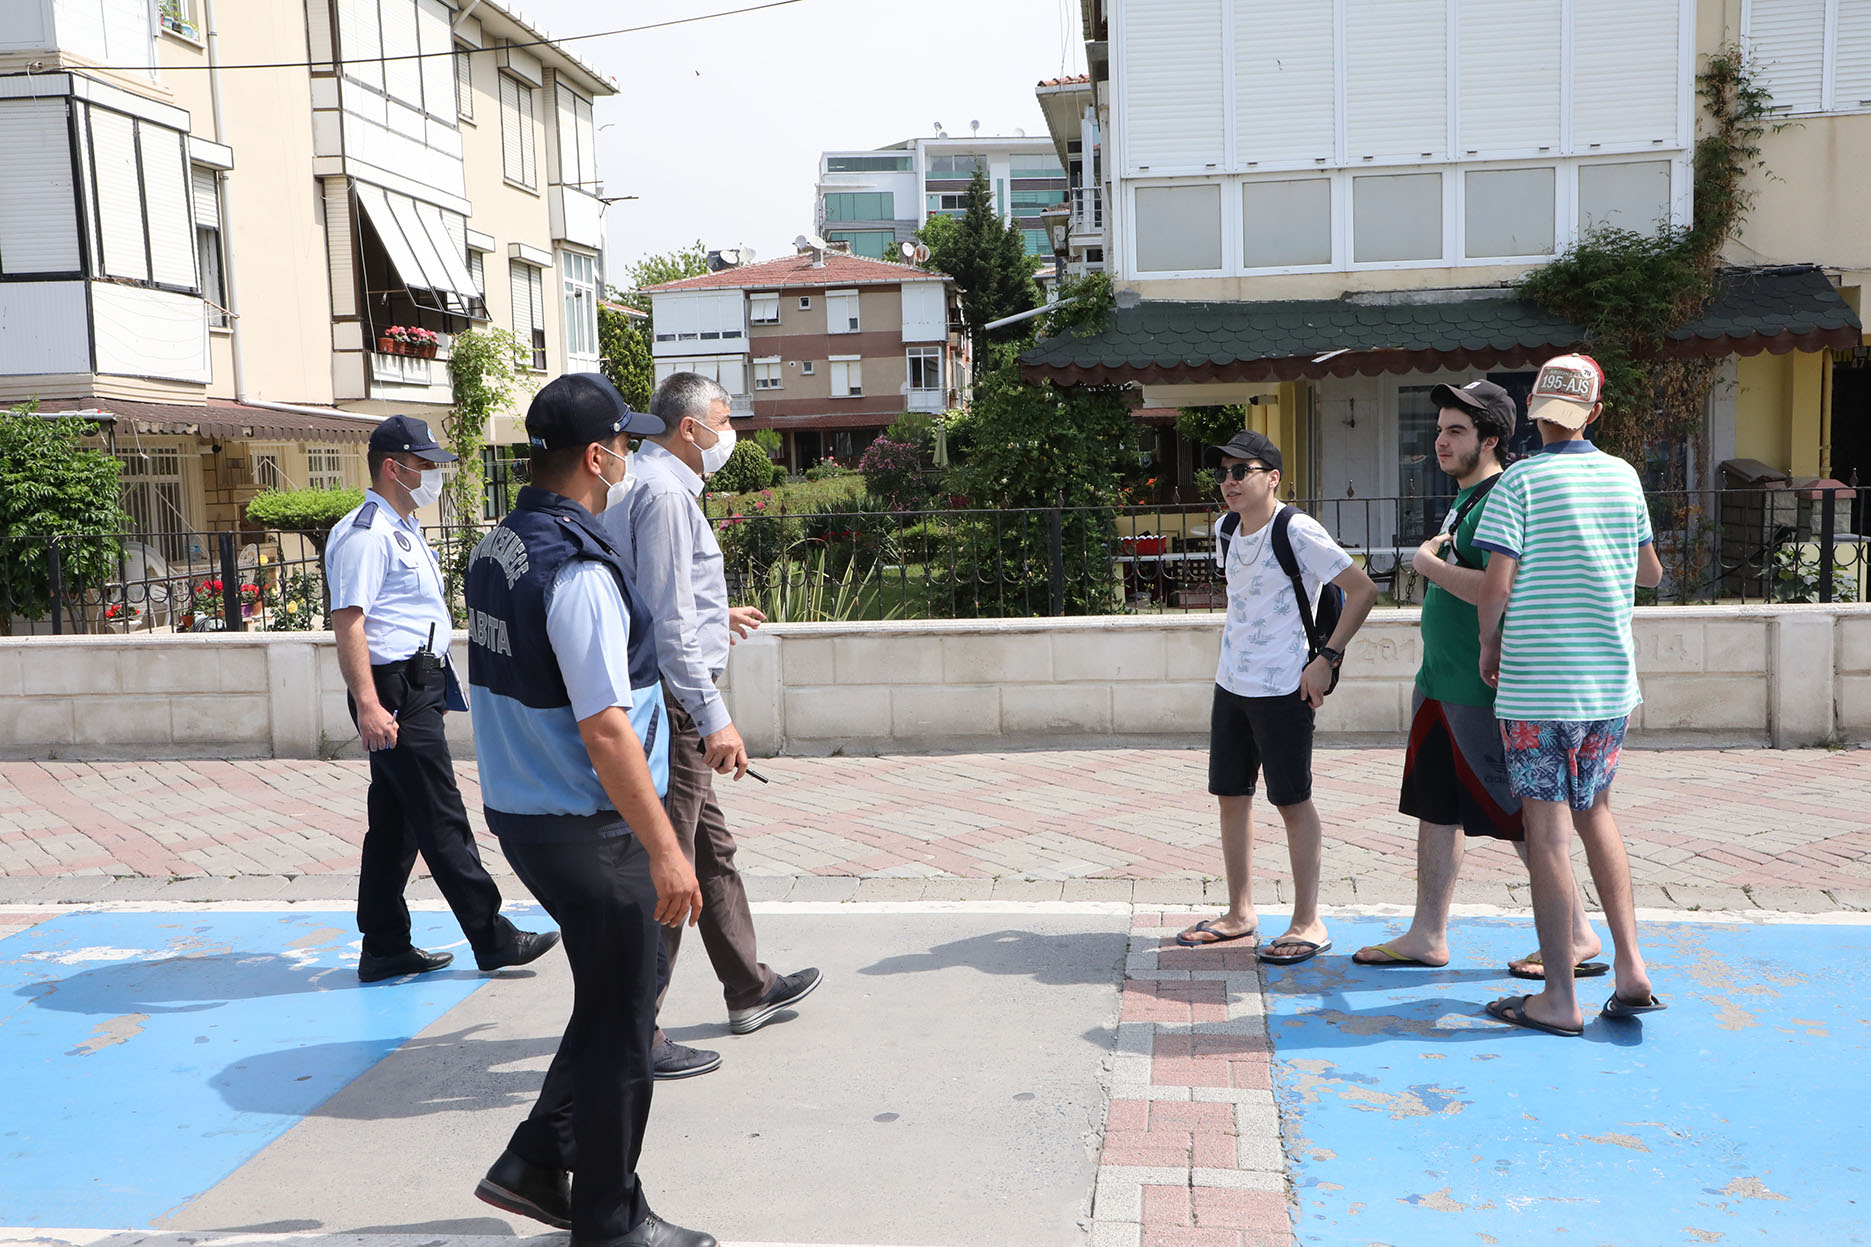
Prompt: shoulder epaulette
<box><xmin>352</xmin><ymin>501</ymin><xmax>379</xmax><ymax>528</ymax></box>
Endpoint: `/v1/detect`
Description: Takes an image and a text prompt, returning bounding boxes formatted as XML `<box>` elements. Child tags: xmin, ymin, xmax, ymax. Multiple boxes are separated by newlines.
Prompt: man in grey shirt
<box><xmin>604</xmin><ymin>371</ymin><xmax>822</xmax><ymax>1079</ymax></box>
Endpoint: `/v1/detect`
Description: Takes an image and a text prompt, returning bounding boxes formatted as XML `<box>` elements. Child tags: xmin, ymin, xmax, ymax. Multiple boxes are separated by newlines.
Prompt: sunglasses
<box><xmin>1218</xmin><ymin>464</ymin><xmax>1276</xmax><ymax>482</ymax></box>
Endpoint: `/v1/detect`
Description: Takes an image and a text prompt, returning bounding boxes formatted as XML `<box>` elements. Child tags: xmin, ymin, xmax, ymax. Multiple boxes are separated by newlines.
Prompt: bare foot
<box><xmin>1507</xmin><ymin>947</ymin><xmax>1605</xmax><ymax>979</ymax></box>
<box><xmin>1352</xmin><ymin>936</ymin><xmax>1449</xmax><ymax>967</ymax></box>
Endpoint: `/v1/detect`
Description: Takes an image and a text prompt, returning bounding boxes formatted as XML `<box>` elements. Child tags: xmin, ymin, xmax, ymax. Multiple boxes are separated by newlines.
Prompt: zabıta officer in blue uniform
<box><xmin>465</xmin><ymin>375</ymin><xmax>714</xmax><ymax>1247</ymax></box>
<box><xmin>325</xmin><ymin>415</ymin><xmax>559</xmax><ymax>982</ymax></box>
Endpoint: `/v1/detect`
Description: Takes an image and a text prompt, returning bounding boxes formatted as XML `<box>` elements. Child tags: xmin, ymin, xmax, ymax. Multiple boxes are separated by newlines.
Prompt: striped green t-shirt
<box><xmin>1471</xmin><ymin>440</ymin><xmax>1654</xmax><ymax>721</ymax></box>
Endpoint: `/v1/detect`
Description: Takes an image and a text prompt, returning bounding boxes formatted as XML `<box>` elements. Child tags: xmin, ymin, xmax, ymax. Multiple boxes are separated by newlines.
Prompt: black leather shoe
<box><xmin>574</xmin><ymin>1212</ymin><xmax>718</xmax><ymax>1247</ymax></box>
<box><xmin>652</xmin><ymin>1039</ymin><xmax>722</xmax><ymax>1080</ymax></box>
<box><xmin>728</xmin><ymin>967</ymin><xmax>823</xmax><ymax>1033</ymax></box>
<box><xmin>357</xmin><ymin>946</ymin><xmax>453</xmax><ymax>983</ymax></box>
<box><xmin>474</xmin><ymin>1148</ymin><xmax>570</xmax><ymax>1229</ymax></box>
<box><xmin>477</xmin><ymin>929</ymin><xmax>561</xmax><ymax>972</ymax></box>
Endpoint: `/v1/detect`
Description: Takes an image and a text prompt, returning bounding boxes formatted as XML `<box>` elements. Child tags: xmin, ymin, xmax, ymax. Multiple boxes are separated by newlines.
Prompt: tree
<box><xmin>916</xmin><ymin>173</ymin><xmax>1041</xmax><ymax>362</ymax></box>
<box><xmin>612</xmin><ymin>240</ymin><xmax>711</xmax><ymax>311</ymax></box>
<box><xmin>0</xmin><ymin>405</ymin><xmax>132</xmax><ymax>634</ymax></box>
<box><xmin>599</xmin><ymin>303</ymin><xmax>655</xmax><ymax>409</ymax></box>
<box><xmin>245</xmin><ymin>486</ymin><xmax>365</xmax><ymax>622</ymax></box>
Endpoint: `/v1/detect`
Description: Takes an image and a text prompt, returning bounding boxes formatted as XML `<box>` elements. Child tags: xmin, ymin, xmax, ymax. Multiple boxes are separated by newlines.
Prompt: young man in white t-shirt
<box><xmin>1177</xmin><ymin>431</ymin><xmax>1380</xmax><ymax>964</ymax></box>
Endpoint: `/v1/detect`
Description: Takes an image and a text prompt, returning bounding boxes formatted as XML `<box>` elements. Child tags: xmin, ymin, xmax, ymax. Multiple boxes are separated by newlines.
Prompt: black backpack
<box><xmin>1216</xmin><ymin>505</ymin><xmax>1346</xmax><ymax>692</ymax></box>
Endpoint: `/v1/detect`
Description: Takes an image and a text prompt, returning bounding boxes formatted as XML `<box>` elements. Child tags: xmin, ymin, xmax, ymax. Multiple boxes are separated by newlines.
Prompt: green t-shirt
<box><xmin>1470</xmin><ymin>441</ymin><xmax>1654</xmax><ymax>721</ymax></box>
<box><xmin>1416</xmin><ymin>477</ymin><xmax>1499</xmax><ymax>708</ymax></box>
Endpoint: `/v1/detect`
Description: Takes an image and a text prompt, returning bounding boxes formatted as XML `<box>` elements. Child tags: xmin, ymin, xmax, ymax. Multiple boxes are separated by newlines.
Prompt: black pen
<box><xmin>698</xmin><ymin>740</ymin><xmax>769</xmax><ymax>783</ymax></box>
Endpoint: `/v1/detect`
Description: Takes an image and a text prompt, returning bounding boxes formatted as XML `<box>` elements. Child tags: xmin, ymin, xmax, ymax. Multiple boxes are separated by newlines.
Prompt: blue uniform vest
<box><xmin>466</xmin><ymin>485</ymin><xmax>668</xmax><ymax>839</ymax></box>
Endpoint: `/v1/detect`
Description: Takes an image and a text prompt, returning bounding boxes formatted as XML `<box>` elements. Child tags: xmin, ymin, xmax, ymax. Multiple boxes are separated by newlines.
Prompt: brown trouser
<box><xmin>653</xmin><ymin>689</ymin><xmax>775</xmax><ymax>1046</ymax></box>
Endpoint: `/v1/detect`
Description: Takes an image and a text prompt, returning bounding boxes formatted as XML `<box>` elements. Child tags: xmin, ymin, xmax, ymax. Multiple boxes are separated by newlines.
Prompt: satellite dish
<box><xmin>907</xmin><ymin>242</ymin><xmax>932</xmax><ymax>264</ymax></box>
<box><xmin>793</xmin><ymin>232</ymin><xmax>828</xmax><ymax>252</ymax></box>
<box><xmin>970</xmin><ymin>120</ymin><xmax>980</xmax><ymax>135</ymax></box>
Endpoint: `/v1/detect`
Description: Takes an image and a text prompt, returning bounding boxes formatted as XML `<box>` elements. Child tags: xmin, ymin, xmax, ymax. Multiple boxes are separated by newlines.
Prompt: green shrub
<box><xmin>803</xmin><ymin>502</ymin><xmax>903</xmax><ymax>579</ymax></box>
<box><xmin>708</xmin><ymin>438</ymin><xmax>781</xmax><ymax>495</ymax></box>
<box><xmin>804</xmin><ymin>459</ymin><xmax>854</xmax><ymax>483</ymax></box>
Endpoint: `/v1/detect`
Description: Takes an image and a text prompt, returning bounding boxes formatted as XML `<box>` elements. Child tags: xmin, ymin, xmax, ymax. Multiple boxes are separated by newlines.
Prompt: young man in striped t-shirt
<box><xmin>1471</xmin><ymin>354</ymin><xmax>1667</xmax><ymax>1037</ymax></box>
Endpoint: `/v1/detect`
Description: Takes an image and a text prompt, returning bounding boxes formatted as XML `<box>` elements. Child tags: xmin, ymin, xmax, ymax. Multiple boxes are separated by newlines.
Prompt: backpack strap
<box><xmin>1215</xmin><ymin>510</ymin><xmax>1240</xmax><ymax>563</ymax></box>
<box><xmin>1270</xmin><ymin>506</ymin><xmax>1323</xmax><ymax>655</ymax></box>
<box><xmin>1445</xmin><ymin>474</ymin><xmax>1502</xmax><ymax>570</ymax></box>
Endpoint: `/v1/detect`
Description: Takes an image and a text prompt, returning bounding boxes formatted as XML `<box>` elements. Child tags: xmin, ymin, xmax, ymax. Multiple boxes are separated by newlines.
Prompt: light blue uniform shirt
<box><xmin>545</xmin><ymin>560</ymin><xmax>635</xmax><ymax>721</ymax></box>
<box><xmin>602</xmin><ymin>441</ymin><xmax>734</xmax><ymax>737</ymax></box>
<box><xmin>325</xmin><ymin>489</ymin><xmax>453</xmax><ymax>664</ymax></box>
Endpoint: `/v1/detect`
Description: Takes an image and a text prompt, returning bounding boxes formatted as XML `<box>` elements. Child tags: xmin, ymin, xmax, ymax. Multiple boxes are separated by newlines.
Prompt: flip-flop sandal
<box><xmin>1352</xmin><ymin>942</ymin><xmax>1448</xmax><ymax>968</ymax></box>
<box><xmin>1175</xmin><ymin>920</ymin><xmax>1258</xmax><ymax>948</ymax></box>
<box><xmin>1508</xmin><ymin>956</ymin><xmax>1611</xmax><ymax>981</ymax></box>
<box><xmin>1484</xmin><ymin>994</ymin><xmax>1583</xmax><ymax>1037</ymax></box>
<box><xmin>1601</xmin><ymin>992</ymin><xmax>1668</xmax><ymax>1020</ymax></box>
<box><xmin>1258</xmin><ymin>938</ymin><xmax>1332</xmax><ymax>965</ymax></box>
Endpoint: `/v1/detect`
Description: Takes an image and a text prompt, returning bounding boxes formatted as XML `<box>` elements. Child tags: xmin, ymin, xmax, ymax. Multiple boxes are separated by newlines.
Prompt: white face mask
<box><xmin>697</xmin><ymin>421</ymin><xmax>737</xmax><ymax>475</ymax></box>
<box><xmin>597</xmin><ymin>445</ymin><xmax>632</xmax><ymax>512</ymax></box>
<box><xmin>400</xmin><ymin>463</ymin><xmax>443</xmax><ymax>509</ymax></box>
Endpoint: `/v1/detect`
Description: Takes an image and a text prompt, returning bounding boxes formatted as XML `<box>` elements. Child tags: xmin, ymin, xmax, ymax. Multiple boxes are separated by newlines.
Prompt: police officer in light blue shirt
<box><xmin>325</xmin><ymin>414</ymin><xmax>558</xmax><ymax>984</ymax></box>
<box><xmin>465</xmin><ymin>375</ymin><xmax>713</xmax><ymax>1247</ymax></box>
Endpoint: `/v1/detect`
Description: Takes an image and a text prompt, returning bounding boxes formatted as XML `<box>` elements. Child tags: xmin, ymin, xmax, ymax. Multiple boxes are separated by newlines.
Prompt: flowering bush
<box><xmin>103</xmin><ymin>602</ymin><xmax>141</xmax><ymax>623</ymax></box>
<box><xmin>857</xmin><ymin>435</ymin><xmax>927</xmax><ymax>511</ymax></box>
<box><xmin>385</xmin><ymin>325</ymin><xmax>440</xmax><ymax>346</ymax></box>
<box><xmin>803</xmin><ymin>457</ymin><xmax>851</xmax><ymax>483</ymax></box>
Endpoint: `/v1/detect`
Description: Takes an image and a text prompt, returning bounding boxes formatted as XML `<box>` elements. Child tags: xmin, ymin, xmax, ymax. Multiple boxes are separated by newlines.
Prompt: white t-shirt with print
<box><xmin>1215</xmin><ymin>508</ymin><xmax>1354</xmax><ymax>698</ymax></box>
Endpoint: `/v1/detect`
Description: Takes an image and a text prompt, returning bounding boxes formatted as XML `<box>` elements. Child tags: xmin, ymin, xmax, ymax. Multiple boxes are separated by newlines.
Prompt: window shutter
<box><xmin>1572</xmin><ymin>0</ymin><xmax>1682</xmax><ymax>146</ymax></box>
<box><xmin>90</xmin><ymin>108</ymin><xmax>149</xmax><ymax>282</ymax></box>
<box><xmin>454</xmin><ymin>42</ymin><xmax>473</xmax><ymax>115</ymax></box>
<box><xmin>518</xmin><ymin>80</ymin><xmax>537</xmax><ymax>186</ymax></box>
<box><xmin>380</xmin><ymin>0</ymin><xmax>421</xmax><ymax>106</ymax></box>
<box><xmin>337</xmin><ymin>0</ymin><xmax>384</xmax><ymax>92</ymax></box>
<box><xmin>415</xmin><ymin>0</ymin><xmax>454</xmax><ymax>118</ymax></box>
<box><xmin>1456</xmin><ymin>0</ymin><xmax>1561</xmax><ymax>153</ymax></box>
<box><xmin>1833</xmin><ymin>0</ymin><xmax>1871</xmax><ymax>107</ymax></box>
<box><xmin>577</xmin><ymin>96</ymin><xmax>596</xmax><ymax>189</ymax></box>
<box><xmin>556</xmin><ymin>85</ymin><xmax>583</xmax><ymax>185</ymax></box>
<box><xmin>139</xmin><ymin>124</ymin><xmax>197</xmax><ymax>289</ymax></box>
<box><xmin>0</xmin><ymin>99</ymin><xmax>82</xmax><ymax>274</ymax></box>
<box><xmin>1344</xmin><ymin>0</ymin><xmax>1448</xmax><ymax>161</ymax></box>
<box><xmin>500</xmin><ymin>75</ymin><xmax>523</xmax><ymax>181</ymax></box>
<box><xmin>900</xmin><ymin>282</ymin><xmax>945</xmax><ymax>341</ymax></box>
<box><xmin>191</xmin><ymin>165</ymin><xmax>220</xmax><ymax>230</ymax></box>
<box><xmin>1232</xmin><ymin>2</ymin><xmax>1335</xmax><ymax>165</ymax></box>
<box><xmin>1120</xmin><ymin>0</ymin><xmax>1224</xmax><ymax>172</ymax></box>
<box><xmin>1744</xmin><ymin>0</ymin><xmax>1825</xmax><ymax>113</ymax></box>
<box><xmin>510</xmin><ymin>261</ymin><xmax>531</xmax><ymax>337</ymax></box>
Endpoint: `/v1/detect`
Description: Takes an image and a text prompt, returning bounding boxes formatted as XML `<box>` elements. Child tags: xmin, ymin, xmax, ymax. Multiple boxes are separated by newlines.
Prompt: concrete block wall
<box><xmin>1</xmin><ymin>605</ymin><xmax>1866</xmax><ymax>759</ymax></box>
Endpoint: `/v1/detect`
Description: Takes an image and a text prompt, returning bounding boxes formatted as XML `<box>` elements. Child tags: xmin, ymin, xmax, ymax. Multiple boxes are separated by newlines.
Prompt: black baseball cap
<box><xmin>1207</xmin><ymin>429</ymin><xmax>1283</xmax><ymax>473</ymax></box>
<box><xmin>368</xmin><ymin>414</ymin><xmax>457</xmax><ymax>463</ymax></box>
<box><xmin>1429</xmin><ymin>379</ymin><xmax>1518</xmax><ymax>443</ymax></box>
<box><xmin>525</xmin><ymin>372</ymin><xmax>665</xmax><ymax>450</ymax></box>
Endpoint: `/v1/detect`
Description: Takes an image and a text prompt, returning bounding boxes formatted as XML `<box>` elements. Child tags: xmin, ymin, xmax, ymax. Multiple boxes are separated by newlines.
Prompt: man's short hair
<box><xmin>648</xmin><ymin>372</ymin><xmax>731</xmax><ymax>430</ymax></box>
<box><xmin>529</xmin><ymin>434</ymin><xmax>623</xmax><ymax>488</ymax></box>
<box><xmin>367</xmin><ymin>450</ymin><xmax>414</xmax><ymax>479</ymax></box>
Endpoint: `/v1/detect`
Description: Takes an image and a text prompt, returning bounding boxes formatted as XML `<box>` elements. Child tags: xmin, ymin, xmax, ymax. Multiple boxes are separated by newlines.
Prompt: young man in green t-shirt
<box><xmin>1472</xmin><ymin>354</ymin><xmax>1668</xmax><ymax>1037</ymax></box>
<box><xmin>1354</xmin><ymin>381</ymin><xmax>1597</xmax><ymax>976</ymax></box>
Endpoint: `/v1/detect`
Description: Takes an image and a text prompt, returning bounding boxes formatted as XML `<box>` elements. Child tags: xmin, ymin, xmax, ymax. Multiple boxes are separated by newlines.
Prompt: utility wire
<box><xmin>23</xmin><ymin>0</ymin><xmax>805</xmax><ymax>74</ymax></box>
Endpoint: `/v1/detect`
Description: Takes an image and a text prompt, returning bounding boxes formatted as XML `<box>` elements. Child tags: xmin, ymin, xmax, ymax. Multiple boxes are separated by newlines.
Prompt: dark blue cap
<box><xmin>368</xmin><ymin>414</ymin><xmax>457</xmax><ymax>462</ymax></box>
<box><xmin>526</xmin><ymin>372</ymin><xmax>665</xmax><ymax>450</ymax></box>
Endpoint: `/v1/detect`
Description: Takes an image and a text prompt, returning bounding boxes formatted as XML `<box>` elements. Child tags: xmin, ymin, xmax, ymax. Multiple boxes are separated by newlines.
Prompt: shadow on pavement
<box><xmin>857</xmin><ymin>927</ymin><xmax>1126</xmax><ymax>987</ymax></box>
<box><xmin>14</xmin><ymin>952</ymin><xmax>492</xmax><ymax>1014</ymax></box>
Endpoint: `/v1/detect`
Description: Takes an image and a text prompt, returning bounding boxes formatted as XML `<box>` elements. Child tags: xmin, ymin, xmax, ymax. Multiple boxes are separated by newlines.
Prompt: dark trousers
<box><xmin>351</xmin><ymin>664</ymin><xmax>517</xmax><ymax>959</ymax></box>
<box><xmin>652</xmin><ymin>692</ymin><xmax>774</xmax><ymax>1046</ymax></box>
<box><xmin>501</xmin><ymin>830</ymin><xmax>661</xmax><ymax>1241</ymax></box>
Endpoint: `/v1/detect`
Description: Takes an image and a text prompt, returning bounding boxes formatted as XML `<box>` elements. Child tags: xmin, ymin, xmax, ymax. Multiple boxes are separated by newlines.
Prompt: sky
<box><xmin>506</xmin><ymin>0</ymin><xmax>1088</xmax><ymax>282</ymax></box>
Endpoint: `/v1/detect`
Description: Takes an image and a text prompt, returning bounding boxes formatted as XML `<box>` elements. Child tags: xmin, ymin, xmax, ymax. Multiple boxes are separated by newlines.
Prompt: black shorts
<box><xmin>1207</xmin><ymin>684</ymin><xmax>1315</xmax><ymax>806</ymax></box>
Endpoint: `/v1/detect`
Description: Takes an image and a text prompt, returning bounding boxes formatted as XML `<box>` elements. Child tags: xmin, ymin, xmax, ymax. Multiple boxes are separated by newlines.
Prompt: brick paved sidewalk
<box><xmin>2</xmin><ymin>747</ymin><xmax>1867</xmax><ymax>910</ymax></box>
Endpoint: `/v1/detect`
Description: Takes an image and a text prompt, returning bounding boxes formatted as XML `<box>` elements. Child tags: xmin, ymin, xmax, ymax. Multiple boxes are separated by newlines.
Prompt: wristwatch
<box><xmin>1317</xmin><ymin>645</ymin><xmax>1344</xmax><ymax>668</ymax></box>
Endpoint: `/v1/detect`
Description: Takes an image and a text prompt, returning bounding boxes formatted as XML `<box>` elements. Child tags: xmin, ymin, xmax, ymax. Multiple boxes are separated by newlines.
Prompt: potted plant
<box><xmin>103</xmin><ymin>601</ymin><xmax>141</xmax><ymax>631</ymax></box>
<box><xmin>378</xmin><ymin>325</ymin><xmax>441</xmax><ymax>359</ymax></box>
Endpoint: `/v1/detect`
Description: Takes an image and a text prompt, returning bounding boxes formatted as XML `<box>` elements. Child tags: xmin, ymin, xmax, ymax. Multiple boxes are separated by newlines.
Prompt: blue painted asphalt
<box><xmin>0</xmin><ymin>909</ymin><xmax>526</xmax><ymax>1228</ymax></box>
<box><xmin>1267</xmin><ymin>915</ymin><xmax>1871</xmax><ymax>1247</ymax></box>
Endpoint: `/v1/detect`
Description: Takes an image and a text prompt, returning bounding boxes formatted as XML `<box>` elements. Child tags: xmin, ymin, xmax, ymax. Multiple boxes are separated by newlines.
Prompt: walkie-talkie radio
<box><xmin>406</xmin><ymin>622</ymin><xmax>443</xmax><ymax>689</ymax></box>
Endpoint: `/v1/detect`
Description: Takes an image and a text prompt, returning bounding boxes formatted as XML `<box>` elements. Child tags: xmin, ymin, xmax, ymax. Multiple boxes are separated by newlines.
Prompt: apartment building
<box><xmin>1024</xmin><ymin>0</ymin><xmax>1867</xmax><ymax>547</ymax></box>
<box><xmin>1034</xmin><ymin>74</ymin><xmax>1104</xmax><ymax>277</ymax></box>
<box><xmin>0</xmin><ymin>0</ymin><xmax>611</xmax><ymax>545</ymax></box>
<box><xmin>815</xmin><ymin>133</ymin><xmax>1069</xmax><ymax>260</ymax></box>
<box><xmin>644</xmin><ymin>242</ymin><xmax>966</xmax><ymax>469</ymax></box>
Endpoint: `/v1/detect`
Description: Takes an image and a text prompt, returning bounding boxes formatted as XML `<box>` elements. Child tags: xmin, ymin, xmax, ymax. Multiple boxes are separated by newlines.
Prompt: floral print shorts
<box><xmin>1498</xmin><ymin>717</ymin><xmax>1629</xmax><ymax>811</ymax></box>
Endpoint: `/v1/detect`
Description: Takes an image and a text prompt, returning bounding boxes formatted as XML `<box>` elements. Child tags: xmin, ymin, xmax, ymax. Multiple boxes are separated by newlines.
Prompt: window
<box><xmin>114</xmin><ymin>444</ymin><xmax>188</xmax><ymax>558</ymax></box>
<box><xmin>1743</xmin><ymin>0</ymin><xmax>1871</xmax><ymax>114</ymax></box>
<box><xmin>307</xmin><ymin>446</ymin><xmax>349</xmax><ymax>491</ymax></box>
<box><xmin>754</xmin><ymin>358</ymin><xmax>782</xmax><ymax>390</ymax></box>
<box><xmin>827</xmin><ymin>230</ymin><xmax>892</xmax><ymax>259</ymax></box>
<box><xmin>1134</xmin><ymin>184</ymin><xmax>1222</xmax><ymax>272</ymax></box>
<box><xmin>500</xmin><ymin>73</ymin><xmax>538</xmax><ymax>189</ymax></box>
<box><xmin>511</xmin><ymin>261</ymin><xmax>546</xmax><ymax>369</ymax></box>
<box><xmin>825</xmin><ymin>289</ymin><xmax>860</xmax><ymax>333</ymax></box>
<box><xmin>0</xmin><ymin>98</ymin><xmax>82</xmax><ymax>278</ymax></box>
<box><xmin>555</xmin><ymin>84</ymin><xmax>597</xmax><ymax>192</ymax></box>
<box><xmin>926</xmin><ymin>192</ymin><xmax>972</xmax><ymax>212</ymax></box>
<box><xmin>454</xmin><ymin>41</ymin><xmax>474</xmax><ymax>118</ymax></box>
<box><xmin>750</xmin><ymin>293</ymin><xmax>780</xmax><ymax>324</ymax></box>
<box><xmin>801</xmin><ymin>360</ymin><xmax>815</xmax><ymax>375</ymax></box>
<box><xmin>1011</xmin><ymin>156</ymin><xmax>1066</xmax><ymax>178</ymax></box>
<box><xmin>928</xmin><ymin>153</ymin><xmax>987</xmax><ymax>176</ymax></box>
<box><xmin>797</xmin><ymin>296</ymin><xmax>812</xmax><ymax>310</ymax></box>
<box><xmin>192</xmin><ymin>166</ymin><xmax>228</xmax><ymax>326</ymax></box>
<box><xmin>1010</xmin><ymin>189</ymin><xmax>1061</xmax><ymax>209</ymax></box>
<box><xmin>467</xmin><ymin>249</ymin><xmax>485</xmax><ymax>296</ymax></box>
<box><xmin>87</xmin><ymin>106</ymin><xmax>196</xmax><ymax>289</ymax></box>
<box><xmin>826</xmin><ymin>154</ymin><xmax>914</xmax><ymax>172</ymax></box>
<box><xmin>653</xmin><ymin>355</ymin><xmax>744</xmax><ymax>393</ymax></box>
<box><xmin>251</xmin><ymin>451</ymin><xmax>284</xmax><ymax>490</ymax></box>
<box><xmin>1020</xmin><ymin>228</ymin><xmax>1048</xmax><ymax>256</ymax></box>
<box><xmin>906</xmin><ymin>346</ymin><xmax>942</xmax><ymax>391</ymax></box>
<box><xmin>160</xmin><ymin>0</ymin><xmax>199</xmax><ymax>39</ymax></box>
<box><xmin>561</xmin><ymin>250</ymin><xmax>598</xmax><ymax>365</ymax></box>
<box><xmin>339</xmin><ymin>0</ymin><xmax>457</xmax><ymax>123</ymax></box>
<box><xmin>829</xmin><ymin>356</ymin><xmax>862</xmax><ymax>397</ymax></box>
<box><xmin>1578</xmin><ymin>160</ymin><xmax>1672</xmax><ymax>235</ymax></box>
<box><xmin>1352</xmin><ymin>173</ymin><xmax>1442</xmax><ymax>263</ymax></box>
<box><xmin>824</xmin><ymin>191</ymin><xmax>893</xmax><ymax>221</ymax></box>
<box><xmin>1464</xmin><ymin>168</ymin><xmax>1556</xmax><ymax>258</ymax></box>
<box><xmin>1241</xmin><ymin>178</ymin><xmax>1332</xmax><ymax>268</ymax></box>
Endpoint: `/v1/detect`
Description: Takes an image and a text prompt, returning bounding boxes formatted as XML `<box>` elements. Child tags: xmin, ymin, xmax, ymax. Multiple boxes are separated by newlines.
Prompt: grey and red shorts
<box><xmin>1398</xmin><ymin>692</ymin><xmax>1523</xmax><ymax>840</ymax></box>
